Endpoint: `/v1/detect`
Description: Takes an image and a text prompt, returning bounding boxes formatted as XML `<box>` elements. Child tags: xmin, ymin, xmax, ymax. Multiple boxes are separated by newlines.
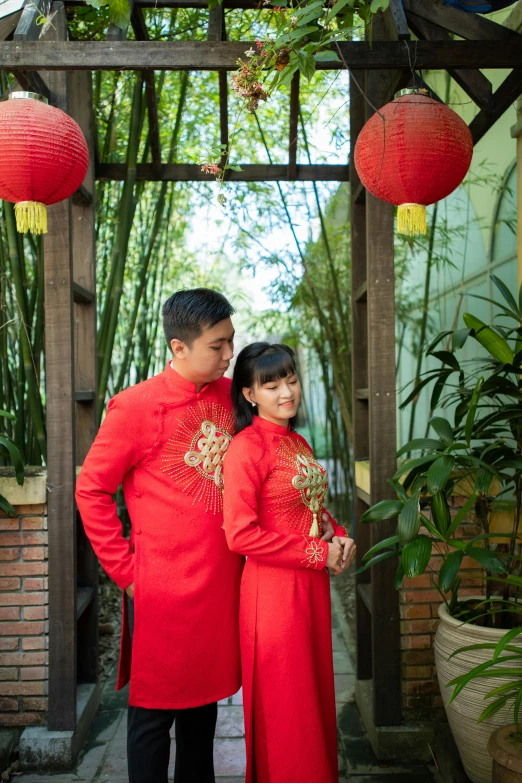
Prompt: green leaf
<box><xmin>466</xmin><ymin>546</ymin><xmax>507</xmax><ymax>574</ymax></box>
<box><xmin>297</xmin><ymin>51</ymin><xmax>316</xmax><ymax>81</ymax></box>
<box><xmin>463</xmin><ymin>313</ymin><xmax>514</xmax><ymax>365</ymax></box>
<box><xmin>360</xmin><ymin>500</ymin><xmax>403</xmax><ymax>524</ymax></box>
<box><xmin>402</xmin><ymin>534</ymin><xmax>432</xmax><ymax>578</ymax></box>
<box><xmin>429</xmin><ymin>416</ymin><xmax>454</xmax><ymax>446</ymax></box>
<box><xmin>465</xmin><ymin>377</ymin><xmax>483</xmax><ymax>447</ymax></box>
<box><xmin>396</xmin><ymin>438</ymin><xmax>445</xmax><ymax>458</ymax></box>
<box><xmin>478</xmin><ymin>696</ymin><xmax>510</xmax><ymax>723</ymax></box>
<box><xmin>398</xmin><ymin>491</ymin><xmax>421</xmax><ymax>544</ymax></box>
<box><xmin>446</xmin><ymin>492</ymin><xmax>477</xmax><ymax>539</ymax></box>
<box><xmin>370</xmin><ymin>0</ymin><xmax>389</xmax><ymax>10</ymax></box>
<box><xmin>313</xmin><ymin>50</ymin><xmax>341</xmax><ymax>62</ymax></box>
<box><xmin>430</xmin><ymin>350</ymin><xmax>461</xmax><ymax>371</ymax></box>
<box><xmin>324</xmin><ymin>0</ymin><xmax>351</xmax><ymax>25</ymax></box>
<box><xmin>493</xmin><ymin>627</ymin><xmax>522</xmax><ymax>662</ymax></box>
<box><xmin>514</xmin><ymin>687</ymin><xmax>522</xmax><ymax>732</ymax></box>
<box><xmin>395</xmin><ymin>560</ymin><xmax>405</xmax><ymax>589</ymax></box>
<box><xmin>491</xmin><ymin>274</ymin><xmax>520</xmax><ymax>315</ymax></box>
<box><xmin>0</xmin><ymin>494</ymin><xmax>16</xmax><ymax>517</ymax></box>
<box><xmin>84</xmin><ymin>0</ymin><xmax>109</xmax><ymax>8</ymax></box>
<box><xmin>427</xmin><ymin>456</ymin><xmax>455</xmax><ymax>495</ymax></box>
<box><xmin>0</xmin><ymin>437</ymin><xmax>24</xmax><ymax>486</ymax></box>
<box><xmin>0</xmin><ymin>409</ymin><xmax>16</xmax><ymax>422</ymax></box>
<box><xmin>356</xmin><ymin>550</ymin><xmax>397</xmax><ymax>574</ymax></box>
<box><xmin>108</xmin><ymin>0</ymin><xmax>131</xmax><ymax>28</ymax></box>
<box><xmin>438</xmin><ymin>550</ymin><xmax>464</xmax><ymax>593</ymax></box>
<box><xmin>392</xmin><ymin>455</ymin><xmax>437</xmax><ymax>482</ymax></box>
<box><xmin>362</xmin><ymin>535</ymin><xmax>399</xmax><ymax>564</ymax></box>
<box><xmin>431</xmin><ymin>490</ymin><xmax>450</xmax><ymax>537</ymax></box>
<box><xmin>475</xmin><ymin>466</ymin><xmax>493</xmax><ymax>494</ymax></box>
<box><xmin>225</xmin><ymin>164</ymin><xmax>243</xmax><ymax>172</ymax></box>
<box><xmin>452</xmin><ymin>328</ymin><xmax>471</xmax><ymax>351</ymax></box>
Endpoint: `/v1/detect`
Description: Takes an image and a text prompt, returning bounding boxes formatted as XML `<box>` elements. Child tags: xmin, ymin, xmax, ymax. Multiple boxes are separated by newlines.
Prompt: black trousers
<box><xmin>126</xmin><ymin>598</ymin><xmax>218</xmax><ymax>783</ymax></box>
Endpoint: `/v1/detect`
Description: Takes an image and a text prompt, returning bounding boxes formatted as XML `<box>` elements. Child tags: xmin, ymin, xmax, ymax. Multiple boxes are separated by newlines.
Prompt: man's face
<box><xmin>171</xmin><ymin>317</ymin><xmax>235</xmax><ymax>385</ymax></box>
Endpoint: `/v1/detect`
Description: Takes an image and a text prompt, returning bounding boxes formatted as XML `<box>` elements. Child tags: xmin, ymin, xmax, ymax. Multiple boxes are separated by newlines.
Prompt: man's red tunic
<box><xmin>76</xmin><ymin>367</ymin><xmax>244</xmax><ymax>709</ymax></box>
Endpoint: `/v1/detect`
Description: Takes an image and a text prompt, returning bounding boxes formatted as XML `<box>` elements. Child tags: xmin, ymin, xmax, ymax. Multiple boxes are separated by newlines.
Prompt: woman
<box><xmin>223</xmin><ymin>342</ymin><xmax>356</xmax><ymax>783</ymax></box>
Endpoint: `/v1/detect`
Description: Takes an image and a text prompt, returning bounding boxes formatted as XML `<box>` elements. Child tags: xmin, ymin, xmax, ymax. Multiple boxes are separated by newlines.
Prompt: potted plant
<box><xmin>359</xmin><ymin>276</ymin><xmax>522</xmax><ymax>783</ymax></box>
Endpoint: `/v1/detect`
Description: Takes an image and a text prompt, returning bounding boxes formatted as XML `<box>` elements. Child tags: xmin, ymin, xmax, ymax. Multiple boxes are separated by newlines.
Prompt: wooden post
<box><xmin>69</xmin><ymin>70</ymin><xmax>99</xmax><ymax>686</ymax></box>
<box><xmin>350</xmin><ymin>70</ymin><xmax>372</xmax><ymax>682</ymax></box>
<box><xmin>366</xmin><ymin>18</ymin><xmax>402</xmax><ymax>726</ymax></box>
<box><xmin>42</xmin><ymin>2</ymin><xmax>77</xmax><ymax>731</ymax></box>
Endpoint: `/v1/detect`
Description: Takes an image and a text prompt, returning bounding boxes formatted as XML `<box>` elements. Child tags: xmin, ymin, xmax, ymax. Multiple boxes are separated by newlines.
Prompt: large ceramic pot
<box><xmin>435</xmin><ymin>601</ymin><xmax>522</xmax><ymax>783</ymax></box>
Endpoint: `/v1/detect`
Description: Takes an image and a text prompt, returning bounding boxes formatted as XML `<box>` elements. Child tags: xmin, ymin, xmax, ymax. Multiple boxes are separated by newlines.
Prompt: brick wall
<box><xmin>400</xmin><ymin>500</ymin><xmax>483</xmax><ymax>721</ymax></box>
<box><xmin>0</xmin><ymin>469</ymin><xmax>48</xmax><ymax>728</ymax></box>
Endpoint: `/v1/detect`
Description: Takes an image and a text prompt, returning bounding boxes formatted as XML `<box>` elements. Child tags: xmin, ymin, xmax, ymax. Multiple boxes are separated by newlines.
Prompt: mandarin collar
<box><xmin>162</xmin><ymin>363</ymin><xmax>209</xmax><ymax>395</ymax></box>
<box><xmin>253</xmin><ymin>415</ymin><xmax>291</xmax><ymax>436</ymax></box>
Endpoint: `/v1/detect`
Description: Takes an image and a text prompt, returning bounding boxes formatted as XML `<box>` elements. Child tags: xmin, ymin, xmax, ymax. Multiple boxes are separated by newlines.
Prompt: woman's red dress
<box><xmin>223</xmin><ymin>415</ymin><xmax>346</xmax><ymax>783</ymax></box>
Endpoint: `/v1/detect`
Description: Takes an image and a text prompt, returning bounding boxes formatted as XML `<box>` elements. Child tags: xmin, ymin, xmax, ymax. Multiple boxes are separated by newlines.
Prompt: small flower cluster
<box><xmin>230</xmin><ymin>43</ymin><xmax>271</xmax><ymax>113</ymax></box>
<box><xmin>200</xmin><ymin>163</ymin><xmax>221</xmax><ymax>175</ymax></box>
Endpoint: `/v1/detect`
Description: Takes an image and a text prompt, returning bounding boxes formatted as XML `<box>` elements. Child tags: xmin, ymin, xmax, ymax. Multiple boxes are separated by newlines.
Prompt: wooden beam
<box><xmin>406</xmin><ymin>12</ymin><xmax>493</xmax><ymax>113</ymax></box>
<box><xmin>14</xmin><ymin>0</ymin><xmax>52</xmax><ymax>40</ymax></box>
<box><xmin>132</xmin><ymin>7</ymin><xmax>161</xmax><ymax>172</ymax></box>
<box><xmin>384</xmin><ymin>0</ymin><xmax>410</xmax><ymax>41</ymax></box>
<box><xmin>350</xmin><ymin>69</ymin><xmax>372</xmax><ymax>683</ymax></box>
<box><xmin>470</xmin><ymin>68</ymin><xmax>522</xmax><ymax>145</ymax></box>
<box><xmin>0</xmin><ymin>11</ymin><xmax>22</xmax><ymax>42</ymax></box>
<box><xmin>207</xmin><ymin>4</ymin><xmax>224</xmax><ymax>42</ymax></box>
<box><xmin>9</xmin><ymin>67</ymin><xmax>50</xmax><ymax>98</ymax></box>
<box><xmin>67</xmin><ymin>0</ymin><xmax>257</xmax><ymax>7</ymax></box>
<box><xmin>1</xmin><ymin>39</ymin><xmax>521</xmax><ymax>72</ymax></box>
<box><xmin>402</xmin><ymin>0</ymin><xmax>521</xmax><ymax>41</ymax></box>
<box><xmin>43</xmin><ymin>0</ymin><xmax>77</xmax><ymax>733</ymax></box>
<box><xmin>366</xmin><ymin>14</ymin><xmax>401</xmax><ymax>727</ymax></box>
<box><xmin>288</xmin><ymin>71</ymin><xmax>299</xmax><ymax>180</ymax></box>
<box><xmin>96</xmin><ymin>162</ymin><xmax>350</xmax><ymax>181</ymax></box>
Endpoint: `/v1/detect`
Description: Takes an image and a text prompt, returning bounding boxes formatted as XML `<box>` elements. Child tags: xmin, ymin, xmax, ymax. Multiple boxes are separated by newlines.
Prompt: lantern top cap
<box><xmin>394</xmin><ymin>87</ymin><xmax>432</xmax><ymax>100</ymax></box>
<box><xmin>6</xmin><ymin>91</ymin><xmax>49</xmax><ymax>105</ymax></box>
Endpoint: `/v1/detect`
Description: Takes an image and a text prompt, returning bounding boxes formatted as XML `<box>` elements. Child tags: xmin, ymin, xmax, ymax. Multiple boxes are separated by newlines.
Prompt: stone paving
<box><xmin>15</xmin><ymin>594</ymin><xmax>438</xmax><ymax>783</ymax></box>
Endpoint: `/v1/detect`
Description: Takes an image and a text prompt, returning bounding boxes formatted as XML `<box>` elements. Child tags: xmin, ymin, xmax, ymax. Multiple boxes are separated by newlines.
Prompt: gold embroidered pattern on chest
<box><xmin>160</xmin><ymin>401</ymin><xmax>234</xmax><ymax>513</ymax></box>
<box><xmin>268</xmin><ymin>436</ymin><xmax>328</xmax><ymax>537</ymax></box>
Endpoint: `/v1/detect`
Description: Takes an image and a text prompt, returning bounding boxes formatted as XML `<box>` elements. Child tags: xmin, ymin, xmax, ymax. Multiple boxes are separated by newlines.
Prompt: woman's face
<box><xmin>243</xmin><ymin>372</ymin><xmax>302</xmax><ymax>425</ymax></box>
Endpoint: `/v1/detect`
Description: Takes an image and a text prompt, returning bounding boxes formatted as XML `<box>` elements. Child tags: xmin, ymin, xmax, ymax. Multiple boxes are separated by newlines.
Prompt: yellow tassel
<box><xmin>308</xmin><ymin>514</ymin><xmax>320</xmax><ymax>538</ymax></box>
<box><xmin>397</xmin><ymin>203</ymin><xmax>427</xmax><ymax>236</ymax></box>
<box><xmin>14</xmin><ymin>202</ymin><xmax>48</xmax><ymax>235</ymax></box>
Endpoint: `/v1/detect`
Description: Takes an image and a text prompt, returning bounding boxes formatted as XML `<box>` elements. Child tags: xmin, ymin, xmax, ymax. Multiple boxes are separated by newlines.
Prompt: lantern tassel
<box><xmin>14</xmin><ymin>202</ymin><xmax>48</xmax><ymax>235</ymax></box>
<box><xmin>397</xmin><ymin>203</ymin><xmax>427</xmax><ymax>236</ymax></box>
<box><xmin>309</xmin><ymin>514</ymin><xmax>320</xmax><ymax>538</ymax></box>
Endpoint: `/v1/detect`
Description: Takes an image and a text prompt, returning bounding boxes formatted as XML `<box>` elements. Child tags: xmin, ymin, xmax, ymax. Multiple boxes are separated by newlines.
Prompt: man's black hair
<box><xmin>162</xmin><ymin>288</ymin><xmax>235</xmax><ymax>348</ymax></box>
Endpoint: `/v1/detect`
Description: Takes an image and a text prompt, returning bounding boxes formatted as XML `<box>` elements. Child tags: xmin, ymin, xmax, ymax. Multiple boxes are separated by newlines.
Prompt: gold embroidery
<box><xmin>184</xmin><ymin>419</ymin><xmax>231</xmax><ymax>490</ymax></box>
<box><xmin>267</xmin><ymin>436</ymin><xmax>328</xmax><ymax>537</ymax></box>
<box><xmin>302</xmin><ymin>539</ymin><xmax>325</xmax><ymax>568</ymax></box>
<box><xmin>292</xmin><ymin>453</ymin><xmax>327</xmax><ymax>537</ymax></box>
<box><xmin>160</xmin><ymin>402</ymin><xmax>234</xmax><ymax>513</ymax></box>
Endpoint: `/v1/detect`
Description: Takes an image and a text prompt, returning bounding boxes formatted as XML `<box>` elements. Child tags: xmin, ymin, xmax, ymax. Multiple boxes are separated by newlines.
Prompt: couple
<box><xmin>76</xmin><ymin>288</ymin><xmax>356</xmax><ymax>783</ymax></box>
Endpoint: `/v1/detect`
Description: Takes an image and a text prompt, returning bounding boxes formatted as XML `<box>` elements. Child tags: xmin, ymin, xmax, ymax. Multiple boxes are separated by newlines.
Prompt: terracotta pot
<box><xmin>488</xmin><ymin>725</ymin><xmax>522</xmax><ymax>782</ymax></box>
<box><xmin>435</xmin><ymin>601</ymin><xmax>522</xmax><ymax>783</ymax></box>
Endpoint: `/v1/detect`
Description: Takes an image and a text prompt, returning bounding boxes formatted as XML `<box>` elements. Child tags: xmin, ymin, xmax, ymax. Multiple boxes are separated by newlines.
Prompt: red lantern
<box><xmin>0</xmin><ymin>92</ymin><xmax>89</xmax><ymax>234</ymax></box>
<box><xmin>354</xmin><ymin>89</ymin><xmax>473</xmax><ymax>236</ymax></box>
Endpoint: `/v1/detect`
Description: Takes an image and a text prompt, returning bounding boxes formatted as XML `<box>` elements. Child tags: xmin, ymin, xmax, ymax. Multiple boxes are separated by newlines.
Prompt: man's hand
<box><xmin>333</xmin><ymin>536</ymin><xmax>356</xmax><ymax>572</ymax></box>
<box><xmin>321</xmin><ymin>513</ymin><xmax>335</xmax><ymax>542</ymax></box>
<box><xmin>326</xmin><ymin>540</ymin><xmax>344</xmax><ymax>575</ymax></box>
<box><xmin>125</xmin><ymin>583</ymin><xmax>135</xmax><ymax>599</ymax></box>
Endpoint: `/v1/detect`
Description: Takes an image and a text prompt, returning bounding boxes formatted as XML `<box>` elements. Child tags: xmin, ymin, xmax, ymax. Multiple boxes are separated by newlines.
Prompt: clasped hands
<box><xmin>321</xmin><ymin>513</ymin><xmax>356</xmax><ymax>576</ymax></box>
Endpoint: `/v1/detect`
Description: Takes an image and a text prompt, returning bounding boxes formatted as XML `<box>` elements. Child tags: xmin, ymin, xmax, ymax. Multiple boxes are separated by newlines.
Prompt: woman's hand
<box><xmin>326</xmin><ymin>540</ymin><xmax>344</xmax><ymax>575</ymax></box>
<box><xmin>321</xmin><ymin>513</ymin><xmax>335</xmax><ymax>542</ymax></box>
<box><xmin>125</xmin><ymin>583</ymin><xmax>135</xmax><ymax>599</ymax></box>
<box><xmin>333</xmin><ymin>536</ymin><xmax>356</xmax><ymax>572</ymax></box>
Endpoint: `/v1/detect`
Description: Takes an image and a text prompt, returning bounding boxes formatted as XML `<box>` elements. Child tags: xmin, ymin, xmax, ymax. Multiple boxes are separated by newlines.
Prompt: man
<box><xmin>76</xmin><ymin>288</ymin><xmax>243</xmax><ymax>783</ymax></box>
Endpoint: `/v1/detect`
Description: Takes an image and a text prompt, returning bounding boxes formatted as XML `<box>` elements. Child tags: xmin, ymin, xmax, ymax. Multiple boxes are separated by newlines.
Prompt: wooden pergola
<box><xmin>1</xmin><ymin>0</ymin><xmax>521</xmax><ymax>758</ymax></box>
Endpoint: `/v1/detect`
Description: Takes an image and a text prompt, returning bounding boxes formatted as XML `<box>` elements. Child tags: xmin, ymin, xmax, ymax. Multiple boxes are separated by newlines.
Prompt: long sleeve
<box><xmin>75</xmin><ymin>397</ymin><xmax>141</xmax><ymax>590</ymax></box>
<box><xmin>223</xmin><ymin>433</ymin><xmax>328</xmax><ymax>570</ymax></box>
<box><xmin>323</xmin><ymin>506</ymin><xmax>348</xmax><ymax>538</ymax></box>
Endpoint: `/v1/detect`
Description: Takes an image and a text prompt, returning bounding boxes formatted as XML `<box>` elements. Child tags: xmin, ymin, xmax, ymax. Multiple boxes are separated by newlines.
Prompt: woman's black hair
<box><xmin>232</xmin><ymin>342</ymin><xmax>298</xmax><ymax>433</ymax></box>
